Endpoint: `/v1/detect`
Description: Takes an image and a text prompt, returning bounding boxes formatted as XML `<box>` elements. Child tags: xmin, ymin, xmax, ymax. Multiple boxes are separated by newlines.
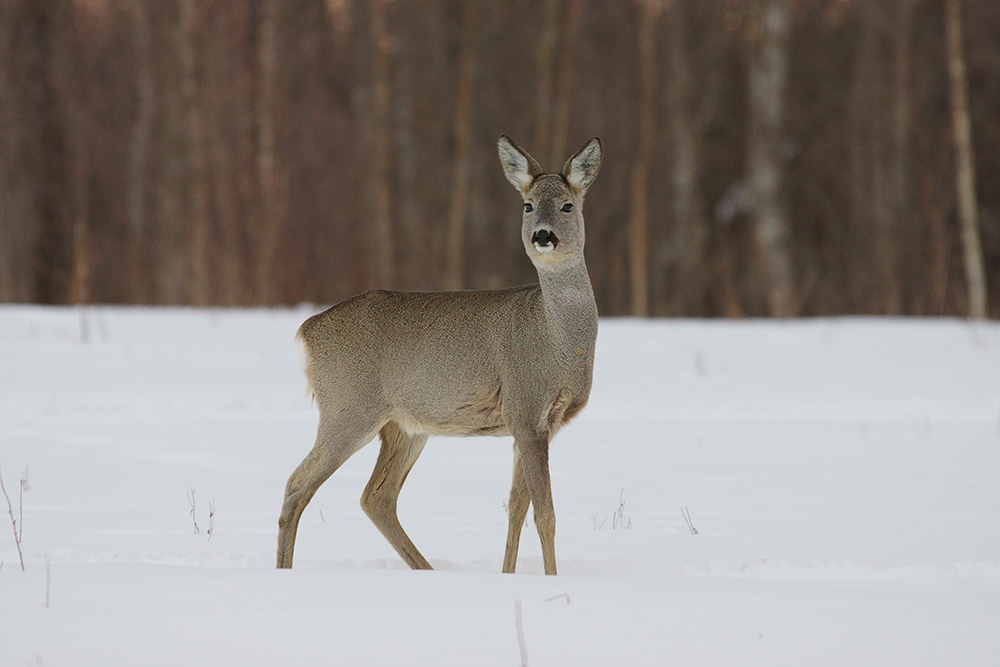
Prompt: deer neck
<box><xmin>535</xmin><ymin>255</ymin><xmax>598</xmax><ymax>357</ymax></box>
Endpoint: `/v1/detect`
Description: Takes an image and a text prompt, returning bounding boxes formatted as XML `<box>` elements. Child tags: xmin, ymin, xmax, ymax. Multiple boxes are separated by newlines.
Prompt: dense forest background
<box><xmin>0</xmin><ymin>0</ymin><xmax>997</xmax><ymax>317</ymax></box>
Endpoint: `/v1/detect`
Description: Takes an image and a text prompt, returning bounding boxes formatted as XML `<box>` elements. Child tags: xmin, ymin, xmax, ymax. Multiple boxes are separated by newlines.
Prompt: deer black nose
<box><xmin>532</xmin><ymin>229</ymin><xmax>558</xmax><ymax>249</ymax></box>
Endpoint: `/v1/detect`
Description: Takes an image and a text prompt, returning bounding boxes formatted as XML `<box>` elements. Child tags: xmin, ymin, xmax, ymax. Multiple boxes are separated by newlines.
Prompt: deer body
<box><xmin>276</xmin><ymin>135</ymin><xmax>602</xmax><ymax>575</ymax></box>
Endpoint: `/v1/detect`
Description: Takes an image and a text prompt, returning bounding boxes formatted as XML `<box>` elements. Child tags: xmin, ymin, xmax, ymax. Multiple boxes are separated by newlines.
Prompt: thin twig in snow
<box><xmin>682</xmin><ymin>506</ymin><xmax>699</xmax><ymax>535</ymax></box>
<box><xmin>207</xmin><ymin>498</ymin><xmax>216</xmax><ymax>541</ymax></box>
<box><xmin>515</xmin><ymin>598</ymin><xmax>528</xmax><ymax>667</ymax></box>
<box><xmin>0</xmin><ymin>465</ymin><xmax>25</xmax><ymax>571</ymax></box>
<box><xmin>187</xmin><ymin>487</ymin><xmax>200</xmax><ymax>534</ymax></box>
<box><xmin>612</xmin><ymin>489</ymin><xmax>631</xmax><ymax>530</ymax></box>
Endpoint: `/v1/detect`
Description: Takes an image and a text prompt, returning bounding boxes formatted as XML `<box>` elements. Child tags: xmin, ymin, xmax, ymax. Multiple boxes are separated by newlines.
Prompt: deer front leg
<box><xmin>513</xmin><ymin>434</ymin><xmax>557</xmax><ymax>575</ymax></box>
<box><xmin>502</xmin><ymin>447</ymin><xmax>531</xmax><ymax>573</ymax></box>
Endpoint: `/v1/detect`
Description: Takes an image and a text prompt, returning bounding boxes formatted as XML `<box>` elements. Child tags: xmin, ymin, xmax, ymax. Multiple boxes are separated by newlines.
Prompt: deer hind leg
<box><xmin>515</xmin><ymin>434</ymin><xmax>557</xmax><ymax>575</ymax></box>
<box><xmin>361</xmin><ymin>421</ymin><xmax>432</xmax><ymax>570</ymax></box>
<box><xmin>276</xmin><ymin>415</ymin><xmax>382</xmax><ymax>569</ymax></box>
<box><xmin>502</xmin><ymin>446</ymin><xmax>531</xmax><ymax>574</ymax></box>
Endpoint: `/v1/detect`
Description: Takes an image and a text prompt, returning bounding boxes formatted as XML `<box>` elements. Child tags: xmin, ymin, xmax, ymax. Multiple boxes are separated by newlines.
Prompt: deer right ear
<box><xmin>498</xmin><ymin>134</ymin><xmax>543</xmax><ymax>195</ymax></box>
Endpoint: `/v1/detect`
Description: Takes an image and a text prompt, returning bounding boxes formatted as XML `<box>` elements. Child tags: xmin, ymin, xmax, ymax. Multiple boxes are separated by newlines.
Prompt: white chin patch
<box><xmin>534</xmin><ymin>243</ymin><xmax>554</xmax><ymax>253</ymax></box>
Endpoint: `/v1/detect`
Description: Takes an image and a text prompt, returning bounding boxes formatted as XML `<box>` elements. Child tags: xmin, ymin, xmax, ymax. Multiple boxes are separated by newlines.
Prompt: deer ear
<box><xmin>561</xmin><ymin>137</ymin><xmax>602</xmax><ymax>194</ymax></box>
<box><xmin>498</xmin><ymin>135</ymin><xmax>543</xmax><ymax>194</ymax></box>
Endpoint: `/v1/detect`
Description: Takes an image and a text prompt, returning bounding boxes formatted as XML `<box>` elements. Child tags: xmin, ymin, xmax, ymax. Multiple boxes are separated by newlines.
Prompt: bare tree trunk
<box><xmin>549</xmin><ymin>0</ymin><xmax>584</xmax><ymax>166</ymax></box>
<box><xmin>159</xmin><ymin>37</ymin><xmax>186</xmax><ymax>304</ymax></box>
<box><xmin>445</xmin><ymin>0</ymin><xmax>477</xmax><ymax>291</ymax></box>
<box><xmin>66</xmin><ymin>0</ymin><xmax>93</xmax><ymax>310</ymax></box>
<box><xmin>234</xmin><ymin>3</ymin><xmax>259</xmax><ymax>306</ymax></box>
<box><xmin>256</xmin><ymin>0</ymin><xmax>281</xmax><ymax>302</ymax></box>
<box><xmin>665</xmin><ymin>0</ymin><xmax>707</xmax><ymax>316</ymax></box>
<box><xmin>368</xmin><ymin>0</ymin><xmax>395</xmax><ymax>289</ymax></box>
<box><xmin>892</xmin><ymin>0</ymin><xmax>915</xmax><ymax>313</ymax></box>
<box><xmin>923</xmin><ymin>157</ymin><xmax>949</xmax><ymax>315</ymax></box>
<box><xmin>0</xmin><ymin>21</ymin><xmax>12</xmax><ymax>302</ymax></box>
<box><xmin>715</xmin><ymin>242</ymin><xmax>745</xmax><ymax>318</ymax></box>
<box><xmin>126</xmin><ymin>0</ymin><xmax>153</xmax><ymax>304</ymax></box>
<box><xmin>70</xmin><ymin>116</ymin><xmax>89</xmax><ymax>312</ymax></box>
<box><xmin>912</xmin><ymin>106</ymin><xmax>950</xmax><ymax>315</ymax></box>
<box><xmin>0</xmin><ymin>187</ymin><xmax>7</xmax><ymax>301</ymax></box>
<box><xmin>533</xmin><ymin>0</ymin><xmax>560</xmax><ymax>157</ymax></box>
<box><xmin>207</xmin><ymin>6</ymin><xmax>244</xmax><ymax>306</ymax></box>
<box><xmin>850</xmin><ymin>3</ymin><xmax>897</xmax><ymax>314</ymax></box>
<box><xmin>629</xmin><ymin>0</ymin><xmax>658</xmax><ymax>317</ymax></box>
<box><xmin>391</xmin><ymin>5</ymin><xmax>418</xmax><ymax>291</ymax></box>
<box><xmin>324</xmin><ymin>0</ymin><xmax>352</xmax><ymax>37</ymax></box>
<box><xmin>747</xmin><ymin>0</ymin><xmax>795</xmax><ymax>317</ymax></box>
<box><xmin>945</xmin><ymin>0</ymin><xmax>988</xmax><ymax>319</ymax></box>
<box><xmin>23</xmin><ymin>0</ymin><xmax>69</xmax><ymax>304</ymax></box>
<box><xmin>180</xmin><ymin>0</ymin><xmax>211</xmax><ymax>306</ymax></box>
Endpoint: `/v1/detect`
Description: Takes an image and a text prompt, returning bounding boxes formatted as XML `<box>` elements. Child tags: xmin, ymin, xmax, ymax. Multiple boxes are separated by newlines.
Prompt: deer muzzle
<box><xmin>532</xmin><ymin>229</ymin><xmax>558</xmax><ymax>253</ymax></box>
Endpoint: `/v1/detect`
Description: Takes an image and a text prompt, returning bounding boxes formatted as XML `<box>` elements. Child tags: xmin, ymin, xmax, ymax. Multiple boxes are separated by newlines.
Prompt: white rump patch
<box><xmin>295</xmin><ymin>330</ymin><xmax>314</xmax><ymax>401</ymax></box>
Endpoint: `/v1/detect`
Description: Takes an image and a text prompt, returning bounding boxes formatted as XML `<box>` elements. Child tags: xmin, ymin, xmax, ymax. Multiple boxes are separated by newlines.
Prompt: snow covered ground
<box><xmin>2</xmin><ymin>305</ymin><xmax>998</xmax><ymax>666</ymax></box>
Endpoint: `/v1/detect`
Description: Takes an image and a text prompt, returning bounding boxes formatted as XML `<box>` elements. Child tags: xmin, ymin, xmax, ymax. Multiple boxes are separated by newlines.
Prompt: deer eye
<box><xmin>560</xmin><ymin>203</ymin><xmax>573</xmax><ymax>212</ymax></box>
<box><xmin>524</xmin><ymin>203</ymin><xmax>534</xmax><ymax>213</ymax></box>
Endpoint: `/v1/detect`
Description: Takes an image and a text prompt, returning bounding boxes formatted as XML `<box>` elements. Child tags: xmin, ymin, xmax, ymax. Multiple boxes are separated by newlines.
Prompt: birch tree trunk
<box><xmin>747</xmin><ymin>0</ymin><xmax>795</xmax><ymax>317</ymax></box>
<box><xmin>945</xmin><ymin>0</ymin><xmax>988</xmax><ymax>319</ymax></box>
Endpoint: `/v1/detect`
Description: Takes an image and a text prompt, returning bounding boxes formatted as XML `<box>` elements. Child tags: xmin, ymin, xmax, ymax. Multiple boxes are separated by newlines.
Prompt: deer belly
<box><xmin>390</xmin><ymin>384</ymin><xmax>508</xmax><ymax>437</ymax></box>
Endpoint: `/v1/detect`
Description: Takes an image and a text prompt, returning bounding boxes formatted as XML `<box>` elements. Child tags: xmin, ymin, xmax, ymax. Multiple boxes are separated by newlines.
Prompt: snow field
<box><xmin>2</xmin><ymin>306</ymin><xmax>998</xmax><ymax>665</ymax></box>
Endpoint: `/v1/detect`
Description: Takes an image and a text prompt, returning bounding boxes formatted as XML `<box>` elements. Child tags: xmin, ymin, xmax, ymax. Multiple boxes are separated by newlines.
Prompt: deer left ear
<box><xmin>561</xmin><ymin>137</ymin><xmax>602</xmax><ymax>194</ymax></box>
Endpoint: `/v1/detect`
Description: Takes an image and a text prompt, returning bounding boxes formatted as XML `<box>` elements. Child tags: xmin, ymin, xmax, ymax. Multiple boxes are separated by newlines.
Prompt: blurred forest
<box><xmin>0</xmin><ymin>0</ymin><xmax>997</xmax><ymax>317</ymax></box>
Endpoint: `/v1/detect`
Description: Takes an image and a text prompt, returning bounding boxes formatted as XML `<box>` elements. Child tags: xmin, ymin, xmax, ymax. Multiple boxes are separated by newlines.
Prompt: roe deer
<box><xmin>276</xmin><ymin>135</ymin><xmax>602</xmax><ymax>575</ymax></box>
